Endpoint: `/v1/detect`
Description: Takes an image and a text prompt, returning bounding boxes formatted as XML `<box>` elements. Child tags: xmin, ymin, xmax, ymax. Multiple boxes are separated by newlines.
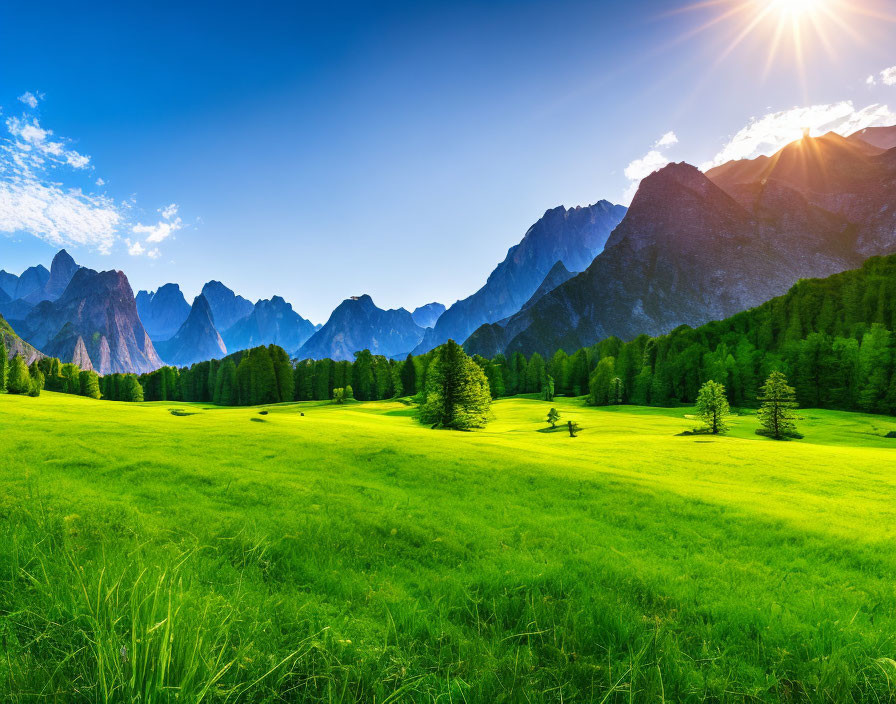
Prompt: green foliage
<box><xmin>332</xmin><ymin>387</ymin><xmax>346</xmax><ymax>404</ymax></box>
<box><xmin>0</xmin><ymin>335</ymin><xmax>7</xmax><ymax>392</ymax></box>
<box><xmin>546</xmin><ymin>407</ymin><xmax>560</xmax><ymax>428</ymax></box>
<box><xmin>419</xmin><ymin>340</ymin><xmax>492</xmax><ymax>429</ymax></box>
<box><xmin>79</xmin><ymin>370</ymin><xmax>102</xmax><ymax>399</ymax></box>
<box><xmin>757</xmin><ymin>371</ymin><xmax>799</xmax><ymax>439</ymax></box>
<box><xmin>695</xmin><ymin>380</ymin><xmax>730</xmax><ymax>434</ymax></box>
<box><xmin>5</xmin><ymin>355</ymin><xmax>32</xmax><ymax>395</ymax></box>
<box><xmin>541</xmin><ymin>374</ymin><xmax>554</xmax><ymax>401</ymax></box>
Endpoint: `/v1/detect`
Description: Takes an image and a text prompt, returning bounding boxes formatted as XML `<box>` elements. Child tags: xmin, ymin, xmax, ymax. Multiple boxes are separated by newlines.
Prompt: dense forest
<box><xmin>3</xmin><ymin>254</ymin><xmax>895</xmax><ymax>416</ymax></box>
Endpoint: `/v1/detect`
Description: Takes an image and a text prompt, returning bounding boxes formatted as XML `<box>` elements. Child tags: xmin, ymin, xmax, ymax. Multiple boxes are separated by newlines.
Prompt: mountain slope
<box><xmin>707</xmin><ymin>131</ymin><xmax>896</xmax><ymax>256</ymax></box>
<box><xmin>849</xmin><ymin>125</ymin><xmax>896</xmax><ymax>151</ymax></box>
<box><xmin>200</xmin><ymin>281</ymin><xmax>254</xmax><ymax>331</ymax></box>
<box><xmin>136</xmin><ymin>284</ymin><xmax>192</xmax><ymax>341</ymax></box>
<box><xmin>414</xmin><ymin>200</ymin><xmax>626</xmax><ymax>353</ymax></box>
<box><xmin>156</xmin><ymin>294</ymin><xmax>227</xmax><ymax>367</ymax></box>
<box><xmin>466</xmin><ymin>160</ymin><xmax>869</xmax><ymax>357</ymax></box>
<box><xmin>221</xmin><ymin>295</ymin><xmax>316</xmax><ymax>353</ymax></box>
<box><xmin>411</xmin><ymin>302</ymin><xmax>445</xmax><ymax>329</ymax></box>
<box><xmin>18</xmin><ymin>268</ymin><xmax>162</xmax><ymax>374</ymax></box>
<box><xmin>297</xmin><ymin>295</ymin><xmax>424</xmax><ymax>361</ymax></box>
<box><xmin>1</xmin><ymin>314</ymin><xmax>44</xmax><ymax>364</ymax></box>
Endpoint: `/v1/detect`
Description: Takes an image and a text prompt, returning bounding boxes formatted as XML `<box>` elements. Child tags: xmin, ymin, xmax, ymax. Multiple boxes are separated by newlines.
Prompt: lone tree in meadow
<box><xmin>757</xmin><ymin>371</ymin><xmax>799</xmax><ymax>440</ymax></box>
<box><xmin>695</xmin><ymin>380</ymin><xmax>730</xmax><ymax>434</ymax></box>
<box><xmin>419</xmin><ymin>340</ymin><xmax>491</xmax><ymax>430</ymax></box>
<box><xmin>547</xmin><ymin>407</ymin><xmax>560</xmax><ymax>428</ymax></box>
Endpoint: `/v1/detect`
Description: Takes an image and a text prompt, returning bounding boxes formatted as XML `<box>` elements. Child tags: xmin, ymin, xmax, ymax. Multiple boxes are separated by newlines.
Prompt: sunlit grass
<box><xmin>2</xmin><ymin>392</ymin><xmax>896</xmax><ymax>701</ymax></box>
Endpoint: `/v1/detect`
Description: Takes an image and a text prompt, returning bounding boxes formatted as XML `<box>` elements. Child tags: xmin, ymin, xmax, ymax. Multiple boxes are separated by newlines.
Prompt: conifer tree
<box><xmin>6</xmin><ymin>355</ymin><xmax>31</xmax><ymax>395</ymax></box>
<box><xmin>609</xmin><ymin>376</ymin><xmax>623</xmax><ymax>404</ymax></box>
<box><xmin>757</xmin><ymin>371</ymin><xmax>799</xmax><ymax>440</ymax></box>
<box><xmin>79</xmin><ymin>370</ymin><xmax>102</xmax><ymax>399</ymax></box>
<box><xmin>695</xmin><ymin>380</ymin><xmax>730</xmax><ymax>434</ymax></box>
<box><xmin>400</xmin><ymin>353</ymin><xmax>416</xmax><ymax>396</ymax></box>
<box><xmin>542</xmin><ymin>375</ymin><xmax>555</xmax><ymax>401</ymax></box>
<box><xmin>0</xmin><ymin>335</ymin><xmax>7</xmax><ymax>392</ymax></box>
<box><xmin>419</xmin><ymin>340</ymin><xmax>491</xmax><ymax>429</ymax></box>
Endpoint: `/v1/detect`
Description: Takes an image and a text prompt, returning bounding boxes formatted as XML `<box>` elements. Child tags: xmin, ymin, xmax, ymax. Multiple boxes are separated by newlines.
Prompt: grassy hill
<box><xmin>2</xmin><ymin>392</ymin><xmax>896</xmax><ymax>701</ymax></box>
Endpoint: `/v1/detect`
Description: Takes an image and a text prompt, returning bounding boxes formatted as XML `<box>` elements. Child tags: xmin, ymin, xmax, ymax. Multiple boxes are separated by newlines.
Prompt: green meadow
<box><xmin>2</xmin><ymin>392</ymin><xmax>896</xmax><ymax>702</ymax></box>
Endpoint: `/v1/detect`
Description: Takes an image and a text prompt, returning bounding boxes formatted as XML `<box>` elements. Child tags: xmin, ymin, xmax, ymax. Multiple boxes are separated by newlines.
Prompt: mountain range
<box><xmin>465</xmin><ymin>128</ymin><xmax>896</xmax><ymax>356</ymax></box>
<box><xmin>297</xmin><ymin>295</ymin><xmax>424</xmax><ymax>361</ymax></box>
<box><xmin>413</xmin><ymin>200</ymin><xmax>627</xmax><ymax>354</ymax></box>
<box><xmin>4</xmin><ymin>124</ymin><xmax>896</xmax><ymax>373</ymax></box>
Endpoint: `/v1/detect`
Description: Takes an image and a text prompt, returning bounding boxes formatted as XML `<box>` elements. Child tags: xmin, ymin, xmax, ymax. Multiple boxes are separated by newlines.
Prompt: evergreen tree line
<box><xmin>576</xmin><ymin>255</ymin><xmax>896</xmax><ymax>414</ymax></box>
<box><xmin>14</xmin><ymin>254</ymin><xmax>894</xmax><ymax>417</ymax></box>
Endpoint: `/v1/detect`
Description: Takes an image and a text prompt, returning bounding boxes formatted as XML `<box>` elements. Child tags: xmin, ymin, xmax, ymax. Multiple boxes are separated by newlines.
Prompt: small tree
<box><xmin>695</xmin><ymin>380</ymin><xmax>730</xmax><ymax>434</ymax></box>
<box><xmin>0</xmin><ymin>335</ymin><xmax>8</xmax><ymax>392</ymax></box>
<box><xmin>344</xmin><ymin>384</ymin><xmax>354</xmax><ymax>400</ymax></box>
<box><xmin>757</xmin><ymin>371</ymin><xmax>799</xmax><ymax>439</ymax></box>
<box><xmin>6</xmin><ymin>355</ymin><xmax>31</xmax><ymax>395</ymax></box>
<box><xmin>547</xmin><ymin>407</ymin><xmax>560</xmax><ymax>428</ymax></box>
<box><xmin>542</xmin><ymin>375</ymin><xmax>555</xmax><ymax>401</ymax></box>
<box><xmin>332</xmin><ymin>387</ymin><xmax>346</xmax><ymax>404</ymax></box>
<box><xmin>419</xmin><ymin>340</ymin><xmax>491</xmax><ymax>430</ymax></box>
<box><xmin>567</xmin><ymin>420</ymin><xmax>579</xmax><ymax>437</ymax></box>
<box><xmin>609</xmin><ymin>376</ymin><xmax>623</xmax><ymax>404</ymax></box>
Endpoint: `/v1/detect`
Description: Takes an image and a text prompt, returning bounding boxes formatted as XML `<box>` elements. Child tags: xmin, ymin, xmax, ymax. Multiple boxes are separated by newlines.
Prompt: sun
<box><xmin>669</xmin><ymin>0</ymin><xmax>895</xmax><ymax>92</ymax></box>
<box><xmin>768</xmin><ymin>0</ymin><xmax>826</xmax><ymax>17</ymax></box>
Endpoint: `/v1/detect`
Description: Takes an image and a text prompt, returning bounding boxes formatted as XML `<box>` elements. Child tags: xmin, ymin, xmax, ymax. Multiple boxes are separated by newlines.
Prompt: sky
<box><xmin>1</xmin><ymin>0</ymin><xmax>895</xmax><ymax>323</ymax></box>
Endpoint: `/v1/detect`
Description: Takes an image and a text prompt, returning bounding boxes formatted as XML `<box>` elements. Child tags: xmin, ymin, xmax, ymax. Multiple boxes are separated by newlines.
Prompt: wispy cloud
<box><xmin>17</xmin><ymin>91</ymin><xmax>41</xmax><ymax>109</ymax></box>
<box><xmin>622</xmin><ymin>131</ymin><xmax>679</xmax><ymax>204</ymax></box>
<box><xmin>700</xmin><ymin>101</ymin><xmax>896</xmax><ymax>170</ymax></box>
<box><xmin>0</xmin><ymin>93</ymin><xmax>185</xmax><ymax>257</ymax></box>
<box><xmin>131</xmin><ymin>203</ymin><xmax>183</xmax><ymax>248</ymax></box>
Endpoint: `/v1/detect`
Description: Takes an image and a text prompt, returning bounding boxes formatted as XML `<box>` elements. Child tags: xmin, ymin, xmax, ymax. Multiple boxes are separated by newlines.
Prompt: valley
<box><xmin>2</xmin><ymin>392</ymin><xmax>896</xmax><ymax>701</ymax></box>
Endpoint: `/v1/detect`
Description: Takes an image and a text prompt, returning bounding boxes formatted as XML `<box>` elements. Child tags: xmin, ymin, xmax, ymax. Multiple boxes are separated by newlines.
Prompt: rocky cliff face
<box><xmin>136</xmin><ymin>283</ymin><xmax>192</xmax><ymax>341</ymax></box>
<box><xmin>221</xmin><ymin>295</ymin><xmax>316</xmax><ymax>353</ymax></box>
<box><xmin>19</xmin><ymin>267</ymin><xmax>163</xmax><ymax>374</ymax></box>
<box><xmin>466</xmin><ymin>157</ymin><xmax>872</xmax><ymax>357</ymax></box>
<box><xmin>200</xmin><ymin>280</ymin><xmax>254</xmax><ymax>331</ymax></box>
<box><xmin>297</xmin><ymin>294</ymin><xmax>424</xmax><ymax>361</ymax></box>
<box><xmin>155</xmin><ymin>294</ymin><xmax>227</xmax><ymax>367</ymax></box>
<box><xmin>410</xmin><ymin>302</ymin><xmax>445</xmax><ymax>329</ymax></box>
<box><xmin>414</xmin><ymin>200</ymin><xmax>626</xmax><ymax>353</ymax></box>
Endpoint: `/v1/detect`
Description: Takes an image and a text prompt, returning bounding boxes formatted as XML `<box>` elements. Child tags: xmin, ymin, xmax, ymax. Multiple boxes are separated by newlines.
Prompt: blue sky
<box><xmin>1</xmin><ymin>0</ymin><xmax>895</xmax><ymax>322</ymax></box>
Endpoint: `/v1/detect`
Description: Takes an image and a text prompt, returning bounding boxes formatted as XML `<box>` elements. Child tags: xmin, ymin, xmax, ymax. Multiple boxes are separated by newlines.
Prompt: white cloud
<box><xmin>882</xmin><ymin>66</ymin><xmax>896</xmax><ymax>86</ymax></box>
<box><xmin>701</xmin><ymin>101</ymin><xmax>896</xmax><ymax>170</ymax></box>
<box><xmin>867</xmin><ymin>75</ymin><xmax>877</xmax><ymax>86</ymax></box>
<box><xmin>6</xmin><ymin>116</ymin><xmax>91</xmax><ymax>171</ymax></box>
<box><xmin>0</xmin><ymin>179</ymin><xmax>121</xmax><ymax>254</ymax></box>
<box><xmin>1</xmin><ymin>95</ymin><xmax>186</xmax><ymax>258</ymax></box>
<box><xmin>655</xmin><ymin>131</ymin><xmax>679</xmax><ymax>148</ymax></box>
<box><xmin>622</xmin><ymin>131</ymin><xmax>679</xmax><ymax>204</ymax></box>
<box><xmin>131</xmin><ymin>202</ymin><xmax>183</xmax><ymax>244</ymax></box>
<box><xmin>125</xmin><ymin>238</ymin><xmax>145</xmax><ymax>256</ymax></box>
<box><xmin>17</xmin><ymin>92</ymin><xmax>40</xmax><ymax>109</ymax></box>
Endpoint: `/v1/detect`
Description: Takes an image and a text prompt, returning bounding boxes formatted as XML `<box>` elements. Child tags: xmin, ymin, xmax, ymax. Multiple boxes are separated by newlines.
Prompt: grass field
<box><xmin>2</xmin><ymin>392</ymin><xmax>896</xmax><ymax>702</ymax></box>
